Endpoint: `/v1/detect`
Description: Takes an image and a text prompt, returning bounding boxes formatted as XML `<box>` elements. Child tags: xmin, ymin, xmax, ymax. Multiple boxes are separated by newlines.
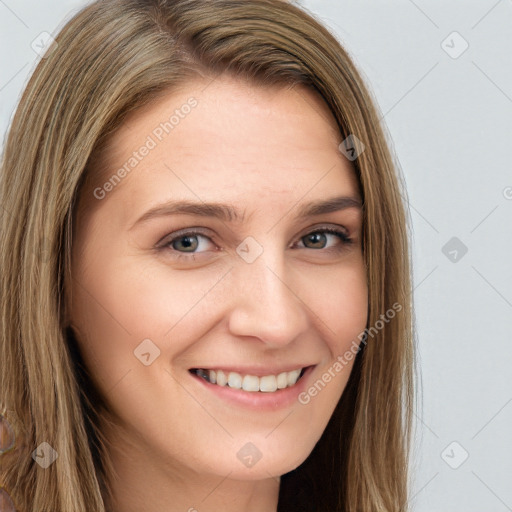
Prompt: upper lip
<box><xmin>189</xmin><ymin>364</ymin><xmax>314</xmax><ymax>377</ymax></box>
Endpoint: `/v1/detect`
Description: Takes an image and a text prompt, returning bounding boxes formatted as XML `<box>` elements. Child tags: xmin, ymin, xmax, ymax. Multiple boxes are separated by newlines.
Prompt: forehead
<box><xmin>78</xmin><ymin>74</ymin><xmax>359</xmax><ymax>227</ymax></box>
<box><xmin>100</xmin><ymin>74</ymin><xmax>343</xmax><ymax>166</ymax></box>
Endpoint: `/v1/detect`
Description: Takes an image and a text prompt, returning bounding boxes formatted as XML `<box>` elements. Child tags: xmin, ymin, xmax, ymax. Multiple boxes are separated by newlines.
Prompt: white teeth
<box><xmin>242</xmin><ymin>375</ymin><xmax>259</xmax><ymax>392</ymax></box>
<box><xmin>194</xmin><ymin>367</ymin><xmax>304</xmax><ymax>392</ymax></box>
<box><xmin>216</xmin><ymin>369</ymin><xmax>227</xmax><ymax>386</ymax></box>
<box><xmin>276</xmin><ymin>372</ymin><xmax>288</xmax><ymax>389</ymax></box>
<box><xmin>287</xmin><ymin>369</ymin><xmax>301</xmax><ymax>386</ymax></box>
<box><xmin>228</xmin><ymin>372</ymin><xmax>242</xmax><ymax>389</ymax></box>
<box><xmin>259</xmin><ymin>375</ymin><xmax>277</xmax><ymax>392</ymax></box>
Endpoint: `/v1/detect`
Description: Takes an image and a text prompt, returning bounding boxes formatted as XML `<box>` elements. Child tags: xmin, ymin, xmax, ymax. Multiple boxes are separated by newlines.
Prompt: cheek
<box><xmin>294</xmin><ymin>262</ymin><xmax>367</xmax><ymax>416</ymax></box>
<box><xmin>311</xmin><ymin>261</ymin><xmax>368</xmax><ymax>353</ymax></box>
<box><xmin>68</xmin><ymin>251</ymin><xmax>228</xmax><ymax>386</ymax></box>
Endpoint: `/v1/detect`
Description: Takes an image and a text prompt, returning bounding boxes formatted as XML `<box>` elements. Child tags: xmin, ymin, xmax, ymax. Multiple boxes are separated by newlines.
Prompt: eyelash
<box><xmin>159</xmin><ymin>225</ymin><xmax>353</xmax><ymax>261</ymax></box>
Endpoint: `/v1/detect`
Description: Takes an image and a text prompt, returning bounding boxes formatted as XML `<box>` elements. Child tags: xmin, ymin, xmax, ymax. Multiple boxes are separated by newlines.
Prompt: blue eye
<box><xmin>160</xmin><ymin>226</ymin><xmax>352</xmax><ymax>261</ymax></box>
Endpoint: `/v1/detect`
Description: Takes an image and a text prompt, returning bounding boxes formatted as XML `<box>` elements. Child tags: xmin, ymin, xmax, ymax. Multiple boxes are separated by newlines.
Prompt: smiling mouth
<box><xmin>189</xmin><ymin>367</ymin><xmax>308</xmax><ymax>393</ymax></box>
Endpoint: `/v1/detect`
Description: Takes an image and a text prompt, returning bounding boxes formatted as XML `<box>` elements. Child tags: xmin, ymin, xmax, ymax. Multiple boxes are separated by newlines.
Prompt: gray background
<box><xmin>1</xmin><ymin>1</ymin><xmax>511</xmax><ymax>510</ymax></box>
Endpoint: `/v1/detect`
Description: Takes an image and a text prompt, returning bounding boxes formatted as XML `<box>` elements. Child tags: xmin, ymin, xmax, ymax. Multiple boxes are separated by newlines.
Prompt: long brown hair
<box><xmin>0</xmin><ymin>0</ymin><xmax>416</xmax><ymax>510</ymax></box>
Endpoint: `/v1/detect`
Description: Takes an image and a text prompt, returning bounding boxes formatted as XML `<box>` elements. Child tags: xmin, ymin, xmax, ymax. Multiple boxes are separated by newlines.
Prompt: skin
<box><xmin>68</xmin><ymin>74</ymin><xmax>368</xmax><ymax>512</ymax></box>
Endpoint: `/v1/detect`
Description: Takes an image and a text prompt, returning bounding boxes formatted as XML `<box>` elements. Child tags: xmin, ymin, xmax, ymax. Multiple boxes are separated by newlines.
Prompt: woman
<box><xmin>0</xmin><ymin>0</ymin><xmax>415</xmax><ymax>510</ymax></box>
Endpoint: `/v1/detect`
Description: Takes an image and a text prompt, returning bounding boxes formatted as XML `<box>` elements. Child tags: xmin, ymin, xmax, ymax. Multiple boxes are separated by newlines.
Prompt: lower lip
<box><xmin>189</xmin><ymin>366</ymin><xmax>315</xmax><ymax>411</ymax></box>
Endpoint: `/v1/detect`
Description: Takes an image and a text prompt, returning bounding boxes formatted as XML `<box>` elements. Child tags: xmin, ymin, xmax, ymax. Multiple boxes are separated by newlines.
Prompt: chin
<box><xmin>201</xmin><ymin>438</ymin><xmax>314</xmax><ymax>481</ymax></box>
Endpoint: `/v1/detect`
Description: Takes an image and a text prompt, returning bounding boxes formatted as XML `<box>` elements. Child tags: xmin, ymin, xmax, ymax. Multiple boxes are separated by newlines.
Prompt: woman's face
<box><xmin>69</xmin><ymin>74</ymin><xmax>367</xmax><ymax>482</ymax></box>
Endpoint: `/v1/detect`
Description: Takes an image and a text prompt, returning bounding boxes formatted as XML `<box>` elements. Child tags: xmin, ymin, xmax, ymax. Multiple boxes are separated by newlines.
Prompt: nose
<box><xmin>226</xmin><ymin>246</ymin><xmax>310</xmax><ymax>348</ymax></box>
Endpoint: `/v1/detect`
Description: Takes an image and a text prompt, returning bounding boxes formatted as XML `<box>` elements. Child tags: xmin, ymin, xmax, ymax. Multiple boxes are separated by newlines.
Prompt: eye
<box><xmin>161</xmin><ymin>229</ymin><xmax>215</xmax><ymax>259</ymax></box>
<box><xmin>158</xmin><ymin>225</ymin><xmax>353</xmax><ymax>261</ymax></box>
<box><xmin>295</xmin><ymin>226</ymin><xmax>352</xmax><ymax>251</ymax></box>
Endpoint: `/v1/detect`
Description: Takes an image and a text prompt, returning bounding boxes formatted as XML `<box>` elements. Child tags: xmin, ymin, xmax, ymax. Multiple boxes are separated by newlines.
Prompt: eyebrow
<box><xmin>129</xmin><ymin>195</ymin><xmax>362</xmax><ymax>230</ymax></box>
